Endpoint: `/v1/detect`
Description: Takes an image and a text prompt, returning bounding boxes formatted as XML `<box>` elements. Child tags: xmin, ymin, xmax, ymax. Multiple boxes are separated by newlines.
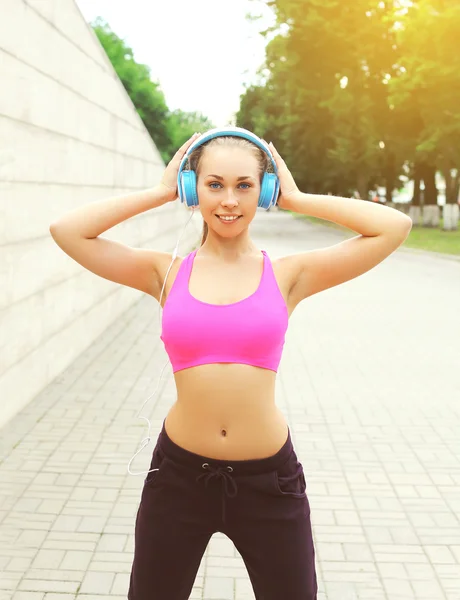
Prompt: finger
<box><xmin>271</xmin><ymin>146</ymin><xmax>287</xmax><ymax>166</ymax></box>
<box><xmin>269</xmin><ymin>143</ymin><xmax>280</xmax><ymax>160</ymax></box>
<box><xmin>160</xmin><ymin>180</ymin><xmax>176</xmax><ymax>190</ymax></box>
<box><xmin>269</xmin><ymin>142</ymin><xmax>281</xmax><ymax>156</ymax></box>
<box><xmin>187</xmin><ymin>132</ymin><xmax>200</xmax><ymax>144</ymax></box>
<box><xmin>172</xmin><ymin>142</ymin><xmax>194</xmax><ymax>162</ymax></box>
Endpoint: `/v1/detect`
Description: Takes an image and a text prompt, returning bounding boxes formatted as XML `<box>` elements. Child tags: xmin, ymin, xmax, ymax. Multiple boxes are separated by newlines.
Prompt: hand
<box><xmin>268</xmin><ymin>142</ymin><xmax>300</xmax><ymax>209</ymax></box>
<box><xmin>159</xmin><ymin>132</ymin><xmax>201</xmax><ymax>203</ymax></box>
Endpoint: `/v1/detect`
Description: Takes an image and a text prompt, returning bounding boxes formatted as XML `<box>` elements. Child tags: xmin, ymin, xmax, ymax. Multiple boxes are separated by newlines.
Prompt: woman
<box><xmin>50</xmin><ymin>130</ymin><xmax>411</xmax><ymax>599</ymax></box>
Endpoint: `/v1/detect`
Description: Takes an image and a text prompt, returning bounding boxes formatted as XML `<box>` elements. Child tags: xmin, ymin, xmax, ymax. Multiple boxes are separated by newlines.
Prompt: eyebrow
<box><xmin>205</xmin><ymin>174</ymin><xmax>256</xmax><ymax>181</ymax></box>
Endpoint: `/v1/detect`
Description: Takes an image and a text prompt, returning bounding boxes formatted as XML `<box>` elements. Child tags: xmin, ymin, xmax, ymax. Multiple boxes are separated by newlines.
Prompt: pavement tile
<box><xmin>2</xmin><ymin>212</ymin><xmax>459</xmax><ymax>599</ymax></box>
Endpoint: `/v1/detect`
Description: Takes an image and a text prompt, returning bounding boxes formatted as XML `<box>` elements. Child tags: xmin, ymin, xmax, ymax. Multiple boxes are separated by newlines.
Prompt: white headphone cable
<box><xmin>127</xmin><ymin>205</ymin><xmax>198</xmax><ymax>476</ymax></box>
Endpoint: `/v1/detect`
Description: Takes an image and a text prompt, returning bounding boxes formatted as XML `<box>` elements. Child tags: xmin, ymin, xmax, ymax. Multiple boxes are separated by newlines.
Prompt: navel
<box><xmin>221</xmin><ymin>428</ymin><xmax>227</xmax><ymax>437</ymax></box>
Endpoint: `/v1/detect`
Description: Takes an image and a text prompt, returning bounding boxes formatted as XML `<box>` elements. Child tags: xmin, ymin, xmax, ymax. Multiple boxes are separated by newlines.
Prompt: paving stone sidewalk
<box><xmin>1</xmin><ymin>211</ymin><xmax>459</xmax><ymax>600</ymax></box>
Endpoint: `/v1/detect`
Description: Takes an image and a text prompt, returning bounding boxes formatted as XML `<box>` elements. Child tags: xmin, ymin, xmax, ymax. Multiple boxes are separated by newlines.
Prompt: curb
<box><xmin>397</xmin><ymin>245</ymin><xmax>460</xmax><ymax>263</ymax></box>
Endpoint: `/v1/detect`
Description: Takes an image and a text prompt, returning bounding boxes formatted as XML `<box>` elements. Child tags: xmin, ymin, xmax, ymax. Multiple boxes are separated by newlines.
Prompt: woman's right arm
<box><xmin>49</xmin><ymin>186</ymin><xmax>172</xmax><ymax>298</ymax></box>
<box><xmin>49</xmin><ymin>132</ymin><xmax>200</xmax><ymax>299</ymax></box>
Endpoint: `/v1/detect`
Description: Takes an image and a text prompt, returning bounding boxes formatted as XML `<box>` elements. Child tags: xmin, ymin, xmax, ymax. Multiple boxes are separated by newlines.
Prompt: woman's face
<box><xmin>196</xmin><ymin>146</ymin><xmax>260</xmax><ymax>234</ymax></box>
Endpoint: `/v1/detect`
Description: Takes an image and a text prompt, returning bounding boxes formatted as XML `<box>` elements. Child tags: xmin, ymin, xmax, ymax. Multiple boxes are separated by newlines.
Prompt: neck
<box><xmin>199</xmin><ymin>234</ymin><xmax>260</xmax><ymax>260</ymax></box>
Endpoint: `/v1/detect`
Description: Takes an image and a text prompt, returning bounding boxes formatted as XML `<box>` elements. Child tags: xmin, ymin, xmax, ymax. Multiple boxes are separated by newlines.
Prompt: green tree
<box><xmin>92</xmin><ymin>17</ymin><xmax>170</xmax><ymax>159</ymax></box>
<box><xmin>388</xmin><ymin>0</ymin><xmax>460</xmax><ymax>227</ymax></box>
<box><xmin>239</xmin><ymin>0</ymin><xmax>404</xmax><ymax>198</ymax></box>
<box><xmin>163</xmin><ymin>110</ymin><xmax>215</xmax><ymax>162</ymax></box>
<box><xmin>91</xmin><ymin>18</ymin><xmax>215</xmax><ymax>163</ymax></box>
<box><xmin>240</xmin><ymin>0</ymin><xmax>459</xmax><ymax>230</ymax></box>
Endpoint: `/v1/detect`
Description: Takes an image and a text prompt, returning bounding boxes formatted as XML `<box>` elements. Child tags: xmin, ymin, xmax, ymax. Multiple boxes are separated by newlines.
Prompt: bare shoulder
<box><xmin>147</xmin><ymin>249</ymin><xmax>183</xmax><ymax>302</ymax></box>
<box><xmin>269</xmin><ymin>253</ymin><xmax>299</xmax><ymax>298</ymax></box>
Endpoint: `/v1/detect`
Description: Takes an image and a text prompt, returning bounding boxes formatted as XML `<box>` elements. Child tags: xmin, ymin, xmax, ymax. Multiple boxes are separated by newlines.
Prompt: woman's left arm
<box><xmin>268</xmin><ymin>142</ymin><xmax>412</xmax><ymax>301</ymax></box>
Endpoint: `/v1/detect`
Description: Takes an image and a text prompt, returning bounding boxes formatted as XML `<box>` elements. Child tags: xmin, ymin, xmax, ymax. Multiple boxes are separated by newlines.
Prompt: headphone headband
<box><xmin>178</xmin><ymin>126</ymin><xmax>279</xmax><ymax>177</ymax></box>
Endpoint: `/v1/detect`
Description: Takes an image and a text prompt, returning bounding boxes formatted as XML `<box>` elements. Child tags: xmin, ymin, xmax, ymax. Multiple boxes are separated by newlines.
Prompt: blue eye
<box><xmin>209</xmin><ymin>182</ymin><xmax>251</xmax><ymax>189</ymax></box>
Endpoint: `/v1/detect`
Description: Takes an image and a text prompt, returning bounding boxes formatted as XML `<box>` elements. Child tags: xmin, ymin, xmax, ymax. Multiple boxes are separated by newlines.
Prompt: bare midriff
<box><xmin>164</xmin><ymin>363</ymin><xmax>289</xmax><ymax>460</ymax></box>
<box><xmin>159</xmin><ymin>251</ymin><xmax>296</xmax><ymax>461</ymax></box>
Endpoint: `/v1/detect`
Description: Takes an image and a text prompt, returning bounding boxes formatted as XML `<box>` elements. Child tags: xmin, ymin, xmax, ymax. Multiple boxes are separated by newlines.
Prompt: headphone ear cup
<box><xmin>179</xmin><ymin>170</ymin><xmax>198</xmax><ymax>207</ymax></box>
<box><xmin>258</xmin><ymin>172</ymin><xmax>280</xmax><ymax>209</ymax></box>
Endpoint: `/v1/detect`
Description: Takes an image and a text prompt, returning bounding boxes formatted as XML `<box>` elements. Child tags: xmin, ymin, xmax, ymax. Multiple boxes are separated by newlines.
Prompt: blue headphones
<box><xmin>177</xmin><ymin>126</ymin><xmax>280</xmax><ymax>210</ymax></box>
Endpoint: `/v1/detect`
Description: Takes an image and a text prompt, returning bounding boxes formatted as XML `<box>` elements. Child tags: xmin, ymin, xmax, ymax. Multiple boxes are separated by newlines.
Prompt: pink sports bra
<box><xmin>160</xmin><ymin>249</ymin><xmax>289</xmax><ymax>373</ymax></box>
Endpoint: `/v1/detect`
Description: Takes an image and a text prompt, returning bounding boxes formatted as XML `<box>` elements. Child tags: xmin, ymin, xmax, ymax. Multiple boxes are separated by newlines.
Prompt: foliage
<box><xmin>91</xmin><ymin>17</ymin><xmax>214</xmax><ymax>164</ymax></box>
<box><xmin>237</xmin><ymin>0</ymin><xmax>460</xmax><ymax>204</ymax></box>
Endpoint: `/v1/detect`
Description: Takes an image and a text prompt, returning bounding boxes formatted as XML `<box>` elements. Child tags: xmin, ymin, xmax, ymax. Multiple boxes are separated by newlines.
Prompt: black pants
<box><xmin>128</xmin><ymin>420</ymin><xmax>318</xmax><ymax>599</ymax></box>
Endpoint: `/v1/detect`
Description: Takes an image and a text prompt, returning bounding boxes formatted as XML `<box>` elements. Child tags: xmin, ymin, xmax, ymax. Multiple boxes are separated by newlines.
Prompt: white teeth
<box><xmin>219</xmin><ymin>216</ymin><xmax>239</xmax><ymax>221</ymax></box>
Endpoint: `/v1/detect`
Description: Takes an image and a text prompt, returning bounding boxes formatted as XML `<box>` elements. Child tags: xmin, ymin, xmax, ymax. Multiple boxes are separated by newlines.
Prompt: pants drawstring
<box><xmin>196</xmin><ymin>463</ymin><xmax>238</xmax><ymax>524</ymax></box>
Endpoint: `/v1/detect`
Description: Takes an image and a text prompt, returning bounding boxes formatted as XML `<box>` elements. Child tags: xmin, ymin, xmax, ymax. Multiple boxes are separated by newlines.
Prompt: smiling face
<box><xmin>196</xmin><ymin>146</ymin><xmax>261</xmax><ymax>235</ymax></box>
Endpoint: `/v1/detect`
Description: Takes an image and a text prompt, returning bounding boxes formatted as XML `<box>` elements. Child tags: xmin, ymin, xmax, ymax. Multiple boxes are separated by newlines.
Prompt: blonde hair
<box><xmin>187</xmin><ymin>136</ymin><xmax>270</xmax><ymax>246</ymax></box>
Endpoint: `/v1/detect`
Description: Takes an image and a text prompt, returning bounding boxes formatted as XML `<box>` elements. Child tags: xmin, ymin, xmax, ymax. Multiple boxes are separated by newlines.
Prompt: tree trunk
<box><xmin>408</xmin><ymin>161</ymin><xmax>422</xmax><ymax>224</ymax></box>
<box><xmin>357</xmin><ymin>172</ymin><xmax>368</xmax><ymax>201</ymax></box>
<box><xmin>412</xmin><ymin>161</ymin><xmax>422</xmax><ymax>206</ymax></box>
<box><xmin>420</xmin><ymin>162</ymin><xmax>439</xmax><ymax>227</ymax></box>
<box><xmin>442</xmin><ymin>167</ymin><xmax>459</xmax><ymax>231</ymax></box>
<box><xmin>384</xmin><ymin>150</ymin><xmax>396</xmax><ymax>202</ymax></box>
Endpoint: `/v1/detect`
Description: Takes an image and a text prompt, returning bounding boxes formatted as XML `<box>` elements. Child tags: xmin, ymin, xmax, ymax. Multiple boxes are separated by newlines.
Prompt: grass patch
<box><xmin>290</xmin><ymin>212</ymin><xmax>460</xmax><ymax>256</ymax></box>
<box><xmin>403</xmin><ymin>222</ymin><xmax>460</xmax><ymax>255</ymax></box>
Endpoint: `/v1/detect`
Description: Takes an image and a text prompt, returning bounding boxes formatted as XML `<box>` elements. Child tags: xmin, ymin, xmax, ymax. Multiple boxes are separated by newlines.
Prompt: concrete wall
<box><xmin>0</xmin><ymin>0</ymin><xmax>201</xmax><ymax>428</ymax></box>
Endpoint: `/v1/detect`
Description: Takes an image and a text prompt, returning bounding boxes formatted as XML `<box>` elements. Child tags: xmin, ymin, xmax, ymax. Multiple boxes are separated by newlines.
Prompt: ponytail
<box><xmin>200</xmin><ymin>220</ymin><xmax>208</xmax><ymax>246</ymax></box>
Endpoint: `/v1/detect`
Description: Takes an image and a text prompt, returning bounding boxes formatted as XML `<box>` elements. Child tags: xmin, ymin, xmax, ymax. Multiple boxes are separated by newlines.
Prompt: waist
<box><xmin>160</xmin><ymin>417</ymin><xmax>292</xmax><ymax>474</ymax></box>
<box><xmin>166</xmin><ymin>363</ymin><xmax>287</xmax><ymax>459</ymax></box>
<box><xmin>164</xmin><ymin>401</ymin><xmax>288</xmax><ymax>461</ymax></box>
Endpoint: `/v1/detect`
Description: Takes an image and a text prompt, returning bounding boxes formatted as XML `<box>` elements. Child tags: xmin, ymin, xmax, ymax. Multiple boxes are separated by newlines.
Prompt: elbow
<box><xmin>401</xmin><ymin>215</ymin><xmax>413</xmax><ymax>235</ymax></box>
<box><xmin>49</xmin><ymin>221</ymin><xmax>58</xmax><ymax>239</ymax></box>
<box><xmin>402</xmin><ymin>214</ymin><xmax>413</xmax><ymax>229</ymax></box>
<box><xmin>49</xmin><ymin>221</ymin><xmax>63</xmax><ymax>242</ymax></box>
<box><xmin>394</xmin><ymin>216</ymin><xmax>412</xmax><ymax>243</ymax></box>
<box><xmin>49</xmin><ymin>221</ymin><xmax>73</xmax><ymax>246</ymax></box>
<box><xmin>380</xmin><ymin>216</ymin><xmax>412</xmax><ymax>243</ymax></box>
<box><xmin>49</xmin><ymin>222</ymin><xmax>91</xmax><ymax>249</ymax></box>
<box><xmin>393</xmin><ymin>214</ymin><xmax>412</xmax><ymax>235</ymax></box>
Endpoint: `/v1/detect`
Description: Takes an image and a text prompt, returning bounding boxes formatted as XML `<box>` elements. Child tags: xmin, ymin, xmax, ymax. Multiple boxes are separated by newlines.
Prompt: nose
<box><xmin>221</xmin><ymin>189</ymin><xmax>239</xmax><ymax>207</ymax></box>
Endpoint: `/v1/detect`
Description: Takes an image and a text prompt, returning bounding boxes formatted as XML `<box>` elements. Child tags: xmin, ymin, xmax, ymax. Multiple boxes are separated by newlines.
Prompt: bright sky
<box><xmin>76</xmin><ymin>0</ymin><xmax>276</xmax><ymax>126</ymax></box>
